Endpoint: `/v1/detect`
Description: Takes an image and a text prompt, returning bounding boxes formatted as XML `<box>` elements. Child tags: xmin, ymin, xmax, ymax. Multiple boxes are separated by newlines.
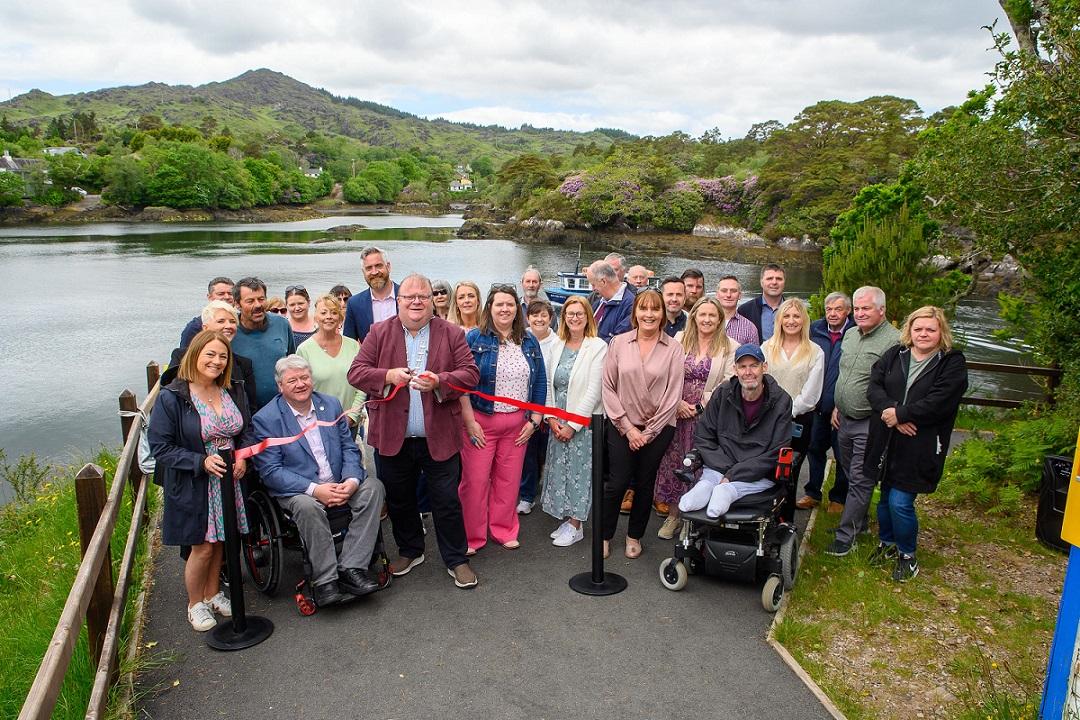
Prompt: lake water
<box><xmin>0</xmin><ymin>213</ymin><xmax>1033</xmax><ymax>501</ymax></box>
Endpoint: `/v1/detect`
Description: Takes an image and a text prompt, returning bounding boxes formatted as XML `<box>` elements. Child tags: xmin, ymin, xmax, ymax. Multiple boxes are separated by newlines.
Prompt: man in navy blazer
<box><xmin>251</xmin><ymin>355</ymin><xmax>385</xmax><ymax>606</ymax></box>
<box><xmin>588</xmin><ymin>260</ymin><xmax>635</xmax><ymax>343</ymax></box>
<box><xmin>343</xmin><ymin>246</ymin><xmax>400</xmax><ymax>343</ymax></box>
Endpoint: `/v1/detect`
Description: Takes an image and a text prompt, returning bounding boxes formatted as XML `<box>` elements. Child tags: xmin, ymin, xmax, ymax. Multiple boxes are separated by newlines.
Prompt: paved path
<box><xmin>135</xmin><ymin>494</ymin><xmax>831</xmax><ymax>720</ymax></box>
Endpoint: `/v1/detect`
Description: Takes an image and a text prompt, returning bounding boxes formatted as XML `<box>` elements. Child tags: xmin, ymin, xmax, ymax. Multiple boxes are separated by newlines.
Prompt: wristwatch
<box><xmin>528</xmin><ymin>418</ymin><xmax>540</xmax><ymax>429</ymax></box>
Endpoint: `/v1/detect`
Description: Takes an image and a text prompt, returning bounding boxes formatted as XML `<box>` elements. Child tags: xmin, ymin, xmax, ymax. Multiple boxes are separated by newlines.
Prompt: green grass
<box><xmin>0</xmin><ymin>449</ymin><xmax>157</xmax><ymax>720</ymax></box>
<box><xmin>775</xmin><ymin>486</ymin><xmax>1060</xmax><ymax>719</ymax></box>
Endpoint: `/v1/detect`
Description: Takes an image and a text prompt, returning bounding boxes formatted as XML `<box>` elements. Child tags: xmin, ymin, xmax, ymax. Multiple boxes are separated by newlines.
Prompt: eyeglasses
<box><xmin>432</xmin><ymin>289</ymin><xmax>448</xmax><ymax>297</ymax></box>
<box><xmin>268</xmin><ymin>308</ymin><xmax>287</xmax><ymax>314</ymax></box>
<box><xmin>399</xmin><ymin>294</ymin><xmax>432</xmax><ymax>303</ymax></box>
<box><xmin>563</xmin><ymin>311</ymin><xmax>586</xmax><ymax>319</ymax></box>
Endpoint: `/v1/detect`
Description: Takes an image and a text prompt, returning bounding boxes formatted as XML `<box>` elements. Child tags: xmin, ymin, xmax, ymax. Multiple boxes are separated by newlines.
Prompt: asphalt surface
<box><xmin>135</xmin><ymin>488</ymin><xmax>831</xmax><ymax>720</ymax></box>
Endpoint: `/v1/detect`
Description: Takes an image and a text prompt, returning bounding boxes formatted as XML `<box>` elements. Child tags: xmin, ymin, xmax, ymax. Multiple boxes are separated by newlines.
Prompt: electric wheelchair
<box><xmin>241</xmin><ymin>482</ymin><xmax>391</xmax><ymax>615</ymax></box>
<box><xmin>658</xmin><ymin>432</ymin><xmax>805</xmax><ymax>612</ymax></box>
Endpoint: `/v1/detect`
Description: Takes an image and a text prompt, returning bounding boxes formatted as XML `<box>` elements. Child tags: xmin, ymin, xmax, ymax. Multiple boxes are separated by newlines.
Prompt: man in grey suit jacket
<box><xmin>251</xmin><ymin>355</ymin><xmax>385</xmax><ymax>607</ymax></box>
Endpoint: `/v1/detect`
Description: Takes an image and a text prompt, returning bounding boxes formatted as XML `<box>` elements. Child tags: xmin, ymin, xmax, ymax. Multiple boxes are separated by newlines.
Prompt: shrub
<box><xmin>940</xmin><ymin>410</ymin><xmax>1076</xmax><ymax>515</ymax></box>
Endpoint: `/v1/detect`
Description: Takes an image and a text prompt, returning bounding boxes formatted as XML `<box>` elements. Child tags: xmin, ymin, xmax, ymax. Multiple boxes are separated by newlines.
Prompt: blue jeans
<box><xmin>519</xmin><ymin>425</ymin><xmax>548</xmax><ymax>503</ymax></box>
<box><xmin>877</xmin><ymin>484</ymin><xmax>918</xmax><ymax>556</ymax></box>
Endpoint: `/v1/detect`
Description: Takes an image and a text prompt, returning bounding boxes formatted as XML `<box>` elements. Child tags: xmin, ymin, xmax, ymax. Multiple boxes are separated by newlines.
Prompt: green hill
<box><xmin>0</xmin><ymin>69</ymin><xmax>619</xmax><ymax>161</ymax></box>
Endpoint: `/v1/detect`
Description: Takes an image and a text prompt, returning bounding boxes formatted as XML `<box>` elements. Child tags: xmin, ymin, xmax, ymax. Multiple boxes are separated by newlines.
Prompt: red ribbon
<box><xmin>234</xmin><ymin>375</ymin><xmax>591</xmax><ymax>461</ymax></box>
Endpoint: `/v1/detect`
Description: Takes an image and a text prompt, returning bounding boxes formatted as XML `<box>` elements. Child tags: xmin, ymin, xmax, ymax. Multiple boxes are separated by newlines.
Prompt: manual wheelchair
<box><xmin>658</xmin><ymin>440</ymin><xmax>804</xmax><ymax>612</ymax></box>
<box><xmin>240</xmin><ymin>483</ymin><xmax>391</xmax><ymax>615</ymax></box>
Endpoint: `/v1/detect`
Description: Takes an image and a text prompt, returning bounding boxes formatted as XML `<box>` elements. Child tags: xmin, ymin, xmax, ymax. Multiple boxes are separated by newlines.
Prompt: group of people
<box><xmin>148</xmin><ymin>246</ymin><xmax>968</xmax><ymax>633</ymax></box>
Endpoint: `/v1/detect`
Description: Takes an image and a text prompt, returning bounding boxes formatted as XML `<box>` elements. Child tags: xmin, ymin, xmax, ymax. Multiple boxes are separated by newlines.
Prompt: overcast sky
<box><xmin>1</xmin><ymin>1</ymin><xmax>1009</xmax><ymax>137</ymax></box>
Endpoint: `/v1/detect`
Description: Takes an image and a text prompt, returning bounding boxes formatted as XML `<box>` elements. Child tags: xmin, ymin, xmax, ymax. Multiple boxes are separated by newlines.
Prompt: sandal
<box><xmin>625</xmin><ymin>538</ymin><xmax>643</xmax><ymax>559</ymax></box>
<box><xmin>603</xmin><ymin>540</ymin><xmax>610</xmax><ymax>559</ymax></box>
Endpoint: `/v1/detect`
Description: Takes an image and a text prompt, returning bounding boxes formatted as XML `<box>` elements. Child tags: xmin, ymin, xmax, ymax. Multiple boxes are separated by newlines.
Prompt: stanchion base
<box><xmin>207</xmin><ymin>615</ymin><xmax>274</xmax><ymax>651</ymax></box>
<box><xmin>569</xmin><ymin>571</ymin><xmax>628</xmax><ymax>596</ymax></box>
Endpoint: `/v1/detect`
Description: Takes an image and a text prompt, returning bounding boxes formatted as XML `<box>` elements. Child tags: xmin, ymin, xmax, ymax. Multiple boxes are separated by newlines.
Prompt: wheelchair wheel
<box><xmin>244</xmin><ymin>491</ymin><xmax>283</xmax><ymax>596</ymax></box>
<box><xmin>761</xmin><ymin>575</ymin><xmax>783</xmax><ymax>612</ymax></box>
<box><xmin>779</xmin><ymin>529</ymin><xmax>800</xmax><ymax>591</ymax></box>
<box><xmin>659</xmin><ymin>558</ymin><xmax>688</xmax><ymax>591</ymax></box>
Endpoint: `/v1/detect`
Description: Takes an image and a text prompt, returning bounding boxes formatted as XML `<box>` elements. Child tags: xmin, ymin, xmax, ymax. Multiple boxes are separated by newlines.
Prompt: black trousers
<box><xmin>376</xmin><ymin>440</ymin><xmax>468</xmax><ymax>569</ymax></box>
<box><xmin>602</xmin><ymin>421</ymin><xmax>676</xmax><ymax>540</ymax></box>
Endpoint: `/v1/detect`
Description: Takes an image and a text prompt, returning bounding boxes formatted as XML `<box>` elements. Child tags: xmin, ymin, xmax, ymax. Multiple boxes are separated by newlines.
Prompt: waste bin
<box><xmin>1037</xmin><ymin>455</ymin><xmax>1072</xmax><ymax>553</ymax></box>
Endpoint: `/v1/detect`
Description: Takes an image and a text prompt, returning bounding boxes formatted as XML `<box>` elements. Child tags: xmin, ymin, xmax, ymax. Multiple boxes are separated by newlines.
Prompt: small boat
<box><xmin>545</xmin><ymin>270</ymin><xmax>594</xmax><ymax>305</ymax></box>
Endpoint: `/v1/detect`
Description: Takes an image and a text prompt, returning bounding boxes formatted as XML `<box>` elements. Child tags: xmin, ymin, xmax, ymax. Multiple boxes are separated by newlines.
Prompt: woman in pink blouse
<box><xmin>601</xmin><ymin>289</ymin><xmax>685</xmax><ymax>559</ymax></box>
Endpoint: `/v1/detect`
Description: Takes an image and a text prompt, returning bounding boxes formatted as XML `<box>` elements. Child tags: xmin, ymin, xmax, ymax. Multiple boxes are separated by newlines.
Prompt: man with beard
<box><xmin>678</xmin><ymin>344</ymin><xmax>793</xmax><ymax>518</ymax></box>
<box><xmin>230</xmin><ymin>277</ymin><xmax>296</xmax><ymax>410</ymax></box>
<box><xmin>520</xmin><ymin>266</ymin><xmax>558</xmax><ymax>328</ymax></box>
<box><xmin>680</xmin><ymin>268</ymin><xmax>705</xmax><ymax>312</ymax></box>
<box><xmin>661</xmin><ymin>276</ymin><xmax>687</xmax><ymax>337</ymax></box>
<box><xmin>343</xmin><ymin>246</ymin><xmax>400</xmax><ymax>343</ymax></box>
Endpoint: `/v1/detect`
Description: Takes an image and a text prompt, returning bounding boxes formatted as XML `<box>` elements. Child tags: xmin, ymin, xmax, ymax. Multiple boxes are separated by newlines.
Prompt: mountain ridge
<box><xmin>1</xmin><ymin>69</ymin><xmax>622</xmax><ymax>160</ymax></box>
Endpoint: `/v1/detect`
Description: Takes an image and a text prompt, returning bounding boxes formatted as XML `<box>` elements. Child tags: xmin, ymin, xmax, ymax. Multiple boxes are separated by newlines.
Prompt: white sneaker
<box><xmin>553</xmin><ymin>523</ymin><xmax>584</xmax><ymax>547</ymax></box>
<box><xmin>205</xmin><ymin>591</ymin><xmax>232</xmax><ymax>617</ymax></box>
<box><xmin>516</xmin><ymin>500</ymin><xmax>534</xmax><ymax>515</ymax></box>
<box><xmin>550</xmin><ymin>520</ymin><xmax>571</xmax><ymax>539</ymax></box>
<box><xmin>657</xmin><ymin>515</ymin><xmax>681</xmax><ymax>540</ymax></box>
<box><xmin>187</xmin><ymin>601</ymin><xmax>216</xmax><ymax>632</ymax></box>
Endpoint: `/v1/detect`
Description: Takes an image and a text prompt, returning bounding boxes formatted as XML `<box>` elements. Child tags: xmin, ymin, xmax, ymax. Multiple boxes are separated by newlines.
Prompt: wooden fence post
<box><xmin>74</xmin><ymin>464</ymin><xmax>115</xmax><ymax>674</ymax></box>
<box><xmin>118</xmin><ymin>389</ymin><xmax>147</xmax><ymax>518</ymax></box>
<box><xmin>146</xmin><ymin>361</ymin><xmax>160</xmax><ymax>395</ymax></box>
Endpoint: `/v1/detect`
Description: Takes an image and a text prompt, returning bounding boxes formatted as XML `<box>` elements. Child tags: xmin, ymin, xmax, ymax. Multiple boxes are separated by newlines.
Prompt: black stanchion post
<box><xmin>569</xmin><ymin>414</ymin><xmax>627</xmax><ymax>596</ymax></box>
<box><xmin>208</xmin><ymin>450</ymin><xmax>274</xmax><ymax>651</ymax></box>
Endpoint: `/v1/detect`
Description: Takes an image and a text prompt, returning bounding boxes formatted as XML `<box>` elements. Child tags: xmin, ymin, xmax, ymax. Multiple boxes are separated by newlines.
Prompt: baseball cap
<box><xmin>734</xmin><ymin>343</ymin><xmax>766</xmax><ymax>363</ymax></box>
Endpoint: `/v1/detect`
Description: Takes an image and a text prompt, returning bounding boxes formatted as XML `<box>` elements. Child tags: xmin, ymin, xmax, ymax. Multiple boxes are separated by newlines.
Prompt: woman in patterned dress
<box><xmin>539</xmin><ymin>296</ymin><xmax>607</xmax><ymax>546</ymax></box>
<box><xmin>149</xmin><ymin>329</ymin><xmax>252</xmax><ymax>632</ymax></box>
<box><xmin>654</xmin><ymin>297</ymin><xmax>737</xmax><ymax>539</ymax></box>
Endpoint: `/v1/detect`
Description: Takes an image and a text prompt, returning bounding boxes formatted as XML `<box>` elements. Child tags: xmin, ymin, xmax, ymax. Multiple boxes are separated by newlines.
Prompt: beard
<box><xmin>366</xmin><ymin>271</ymin><xmax>389</xmax><ymax>291</ymax></box>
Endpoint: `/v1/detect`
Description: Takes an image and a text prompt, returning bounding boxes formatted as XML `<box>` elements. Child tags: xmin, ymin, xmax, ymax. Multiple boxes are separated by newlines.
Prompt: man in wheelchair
<box><xmin>251</xmin><ymin>356</ymin><xmax>386</xmax><ymax>607</ymax></box>
<box><xmin>678</xmin><ymin>344</ymin><xmax>793</xmax><ymax>518</ymax></box>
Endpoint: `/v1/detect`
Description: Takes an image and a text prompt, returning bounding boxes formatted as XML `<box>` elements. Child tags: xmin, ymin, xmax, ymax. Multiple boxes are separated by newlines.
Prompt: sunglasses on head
<box><xmin>285</xmin><ymin>285</ymin><xmax>306</xmax><ymax>296</ymax></box>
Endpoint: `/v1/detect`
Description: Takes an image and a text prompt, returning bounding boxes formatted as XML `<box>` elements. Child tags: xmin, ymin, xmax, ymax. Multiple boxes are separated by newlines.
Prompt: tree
<box><xmin>911</xmin><ymin>3</ymin><xmax>1080</xmax><ymax>400</ymax></box>
<box><xmin>470</xmin><ymin>155</ymin><xmax>494</xmax><ymax>178</ymax></box>
<box><xmin>0</xmin><ymin>172</ymin><xmax>24</xmax><ymax>206</ymax></box>
<box><xmin>754</xmin><ymin>96</ymin><xmax>924</xmax><ymax>238</ymax></box>
<box><xmin>493</xmin><ymin>154</ymin><xmax>558</xmax><ymax>211</ymax></box>
<box><xmin>820</xmin><ymin>205</ymin><xmax>968</xmax><ymax>324</ymax></box>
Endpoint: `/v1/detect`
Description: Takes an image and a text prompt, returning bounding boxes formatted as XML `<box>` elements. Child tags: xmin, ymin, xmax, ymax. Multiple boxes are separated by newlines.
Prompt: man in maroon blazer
<box><xmin>348</xmin><ymin>273</ymin><xmax>481</xmax><ymax>588</ymax></box>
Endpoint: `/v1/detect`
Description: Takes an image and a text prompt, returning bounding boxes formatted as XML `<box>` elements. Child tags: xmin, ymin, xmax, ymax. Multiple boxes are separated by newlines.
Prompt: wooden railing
<box><xmin>18</xmin><ymin>362</ymin><xmax>161</xmax><ymax>720</ymax></box>
<box><xmin>962</xmin><ymin>360</ymin><xmax>1062</xmax><ymax>409</ymax></box>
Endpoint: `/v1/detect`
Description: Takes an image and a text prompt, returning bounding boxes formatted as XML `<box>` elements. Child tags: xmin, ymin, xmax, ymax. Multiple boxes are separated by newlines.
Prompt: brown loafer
<box><xmin>447</xmin><ymin>563</ymin><xmax>478</xmax><ymax>588</ymax></box>
<box><xmin>795</xmin><ymin>496</ymin><xmax>819</xmax><ymax>510</ymax></box>
<box><xmin>827</xmin><ymin>502</ymin><xmax>845</xmax><ymax>514</ymax></box>
<box><xmin>620</xmin><ymin>490</ymin><xmax>635</xmax><ymax>514</ymax></box>
<box><xmin>653</xmin><ymin>501</ymin><xmax>669</xmax><ymax>517</ymax></box>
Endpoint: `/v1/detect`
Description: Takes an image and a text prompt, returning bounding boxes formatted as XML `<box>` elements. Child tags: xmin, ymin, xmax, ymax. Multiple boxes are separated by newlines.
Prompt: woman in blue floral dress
<box><xmin>540</xmin><ymin>296</ymin><xmax>608</xmax><ymax>547</ymax></box>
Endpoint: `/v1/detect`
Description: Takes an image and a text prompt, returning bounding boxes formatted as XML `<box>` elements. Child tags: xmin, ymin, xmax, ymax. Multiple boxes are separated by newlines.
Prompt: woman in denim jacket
<box><xmin>459</xmin><ymin>284</ymin><xmax>547</xmax><ymax>552</ymax></box>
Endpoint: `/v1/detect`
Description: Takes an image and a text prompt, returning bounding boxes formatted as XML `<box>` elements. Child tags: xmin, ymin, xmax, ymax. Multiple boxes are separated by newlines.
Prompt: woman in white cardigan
<box><xmin>539</xmin><ymin>296</ymin><xmax>608</xmax><ymax>547</ymax></box>
<box><xmin>761</xmin><ymin>298</ymin><xmax>824</xmax><ymax>453</ymax></box>
<box><xmin>654</xmin><ymin>297</ymin><xmax>738</xmax><ymax>539</ymax></box>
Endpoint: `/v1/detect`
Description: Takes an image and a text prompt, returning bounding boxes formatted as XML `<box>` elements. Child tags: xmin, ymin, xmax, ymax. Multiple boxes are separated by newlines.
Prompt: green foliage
<box><xmin>940</xmin><ymin>411</ymin><xmax>1076</xmax><ymax>514</ymax></box>
<box><xmin>755</xmin><ymin>96</ymin><xmax>923</xmax><ymax>238</ymax></box>
<box><xmin>911</xmin><ymin>6</ymin><xmax>1080</xmax><ymax>401</ymax></box>
<box><xmin>342</xmin><ymin>175</ymin><xmax>380</xmax><ymax>203</ymax></box>
<box><xmin>652</xmin><ymin>187</ymin><xmax>705</xmax><ymax>231</ymax></box>
<box><xmin>494</xmin><ymin>154</ymin><xmax>559</xmax><ymax>210</ymax></box>
<box><xmin>0</xmin><ymin>449</ymin><xmax>51</xmax><ymax>505</ymax></box>
<box><xmin>0</xmin><ymin>172</ymin><xmax>23</xmax><ymax>206</ymax></box>
<box><xmin>102</xmin><ymin>155</ymin><xmax>147</xmax><ymax>206</ymax></box>
<box><xmin>820</xmin><ymin>204</ymin><xmax>969</xmax><ymax>323</ymax></box>
<box><xmin>358</xmin><ymin>160</ymin><xmax>406</xmax><ymax>202</ymax></box>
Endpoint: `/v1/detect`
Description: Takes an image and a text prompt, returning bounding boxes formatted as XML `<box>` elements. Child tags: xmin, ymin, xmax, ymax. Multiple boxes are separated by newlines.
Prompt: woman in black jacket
<box><xmin>864</xmin><ymin>306</ymin><xmax>968</xmax><ymax>582</ymax></box>
<box><xmin>149</xmin><ymin>329</ymin><xmax>252</xmax><ymax>632</ymax></box>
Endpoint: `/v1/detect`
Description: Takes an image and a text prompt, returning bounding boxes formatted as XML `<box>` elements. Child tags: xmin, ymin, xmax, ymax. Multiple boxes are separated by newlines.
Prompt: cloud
<box><xmin>0</xmin><ymin>0</ymin><xmax>1008</xmax><ymax>136</ymax></box>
